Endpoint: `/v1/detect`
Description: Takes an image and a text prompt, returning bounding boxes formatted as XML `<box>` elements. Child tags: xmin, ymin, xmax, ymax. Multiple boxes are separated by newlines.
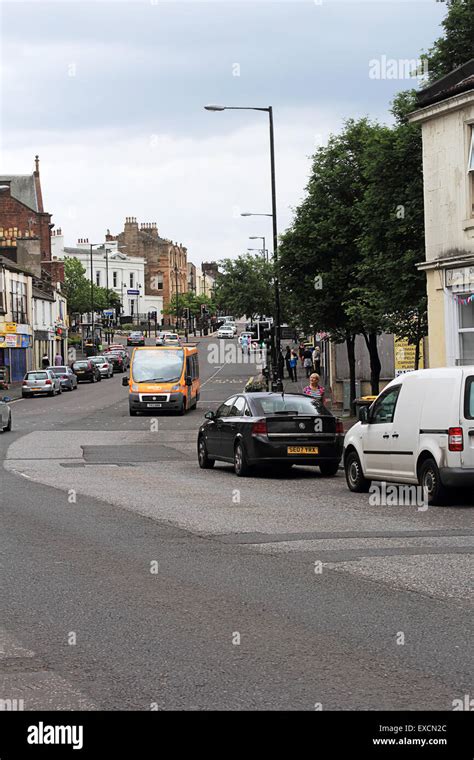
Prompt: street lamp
<box><xmin>174</xmin><ymin>264</ymin><xmax>179</xmax><ymax>331</ymax></box>
<box><xmin>205</xmin><ymin>103</ymin><xmax>282</xmax><ymax>388</ymax></box>
<box><xmin>241</xmin><ymin>212</ymin><xmax>272</xmax><ymax>217</ymax></box>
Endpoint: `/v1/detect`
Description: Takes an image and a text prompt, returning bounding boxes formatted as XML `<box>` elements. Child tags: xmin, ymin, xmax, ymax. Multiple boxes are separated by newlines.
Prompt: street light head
<box><xmin>204</xmin><ymin>104</ymin><xmax>226</xmax><ymax>112</ymax></box>
<box><xmin>240</xmin><ymin>213</ymin><xmax>252</xmax><ymax>217</ymax></box>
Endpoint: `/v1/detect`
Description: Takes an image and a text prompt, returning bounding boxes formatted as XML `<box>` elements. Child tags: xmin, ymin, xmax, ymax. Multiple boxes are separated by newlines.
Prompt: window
<box><xmin>370</xmin><ymin>387</ymin><xmax>401</xmax><ymax>424</ymax></box>
<box><xmin>458</xmin><ymin>300</ymin><xmax>474</xmax><ymax>364</ymax></box>
<box><xmin>10</xmin><ymin>279</ymin><xmax>27</xmax><ymax>323</ymax></box>
<box><xmin>155</xmin><ymin>272</ymin><xmax>164</xmax><ymax>290</ymax></box>
<box><xmin>95</xmin><ymin>270</ymin><xmax>101</xmax><ymax>286</ymax></box>
<box><xmin>229</xmin><ymin>396</ymin><xmax>247</xmax><ymax>417</ymax></box>
<box><xmin>113</xmin><ymin>271</ymin><xmax>118</xmax><ymax>288</ymax></box>
<box><xmin>464</xmin><ymin>377</ymin><xmax>474</xmax><ymax>419</ymax></box>
<box><xmin>468</xmin><ymin>127</ymin><xmax>474</xmax><ymax>216</ymax></box>
<box><xmin>0</xmin><ymin>269</ymin><xmax>5</xmax><ymax>313</ymax></box>
<box><xmin>216</xmin><ymin>397</ymin><xmax>236</xmax><ymax>419</ymax></box>
<box><xmin>130</xmin><ymin>272</ymin><xmax>134</xmax><ymax>288</ymax></box>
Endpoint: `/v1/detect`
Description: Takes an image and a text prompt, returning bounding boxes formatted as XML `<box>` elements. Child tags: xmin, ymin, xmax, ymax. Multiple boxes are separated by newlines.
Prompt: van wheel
<box><xmin>178</xmin><ymin>399</ymin><xmax>186</xmax><ymax>416</ymax></box>
<box><xmin>234</xmin><ymin>442</ymin><xmax>252</xmax><ymax>477</ymax></box>
<box><xmin>198</xmin><ymin>436</ymin><xmax>215</xmax><ymax>469</ymax></box>
<box><xmin>419</xmin><ymin>458</ymin><xmax>449</xmax><ymax>506</ymax></box>
<box><xmin>319</xmin><ymin>460</ymin><xmax>340</xmax><ymax>477</ymax></box>
<box><xmin>345</xmin><ymin>451</ymin><xmax>371</xmax><ymax>492</ymax></box>
<box><xmin>129</xmin><ymin>409</ymin><xmax>138</xmax><ymax>416</ymax></box>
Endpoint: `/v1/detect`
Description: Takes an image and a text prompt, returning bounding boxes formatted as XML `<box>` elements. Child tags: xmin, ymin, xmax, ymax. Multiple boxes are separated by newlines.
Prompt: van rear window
<box><xmin>465</xmin><ymin>377</ymin><xmax>474</xmax><ymax>419</ymax></box>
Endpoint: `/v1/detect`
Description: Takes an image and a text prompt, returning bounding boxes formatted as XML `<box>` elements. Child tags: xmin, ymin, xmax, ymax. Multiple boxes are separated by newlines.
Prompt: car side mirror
<box><xmin>122</xmin><ymin>377</ymin><xmax>129</xmax><ymax>387</ymax></box>
<box><xmin>186</xmin><ymin>375</ymin><xmax>192</xmax><ymax>386</ymax></box>
<box><xmin>359</xmin><ymin>406</ymin><xmax>369</xmax><ymax>424</ymax></box>
<box><xmin>204</xmin><ymin>410</ymin><xmax>215</xmax><ymax>420</ymax></box>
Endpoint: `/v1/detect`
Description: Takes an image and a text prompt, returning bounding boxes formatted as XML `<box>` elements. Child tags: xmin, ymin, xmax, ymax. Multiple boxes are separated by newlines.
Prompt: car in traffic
<box><xmin>127</xmin><ymin>331</ymin><xmax>145</xmax><ymax>347</ymax></box>
<box><xmin>49</xmin><ymin>366</ymin><xmax>78</xmax><ymax>391</ymax></box>
<box><xmin>217</xmin><ymin>325</ymin><xmax>235</xmax><ymax>339</ymax></box>
<box><xmin>156</xmin><ymin>332</ymin><xmax>181</xmax><ymax>347</ymax></box>
<box><xmin>90</xmin><ymin>356</ymin><xmax>114</xmax><ymax>379</ymax></box>
<box><xmin>71</xmin><ymin>360</ymin><xmax>102</xmax><ymax>383</ymax></box>
<box><xmin>224</xmin><ymin>321</ymin><xmax>237</xmax><ymax>335</ymax></box>
<box><xmin>22</xmin><ymin>369</ymin><xmax>62</xmax><ymax>398</ymax></box>
<box><xmin>344</xmin><ymin>366</ymin><xmax>474</xmax><ymax>506</ymax></box>
<box><xmin>0</xmin><ymin>395</ymin><xmax>12</xmax><ymax>432</ymax></box>
<box><xmin>104</xmin><ymin>351</ymin><xmax>128</xmax><ymax>373</ymax></box>
<box><xmin>197</xmin><ymin>392</ymin><xmax>344</xmax><ymax>476</ymax></box>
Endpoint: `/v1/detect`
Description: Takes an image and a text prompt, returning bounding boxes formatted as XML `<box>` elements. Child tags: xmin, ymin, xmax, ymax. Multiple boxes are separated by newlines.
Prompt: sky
<box><xmin>0</xmin><ymin>0</ymin><xmax>446</xmax><ymax>265</ymax></box>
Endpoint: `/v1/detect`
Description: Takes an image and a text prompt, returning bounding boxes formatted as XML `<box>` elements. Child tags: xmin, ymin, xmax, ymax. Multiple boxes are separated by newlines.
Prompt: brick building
<box><xmin>106</xmin><ymin>217</ymin><xmax>188</xmax><ymax>325</ymax></box>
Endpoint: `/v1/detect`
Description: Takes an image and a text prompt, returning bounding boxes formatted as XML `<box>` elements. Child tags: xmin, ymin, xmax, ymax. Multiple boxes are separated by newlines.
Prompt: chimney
<box><xmin>33</xmin><ymin>154</ymin><xmax>44</xmax><ymax>212</ymax></box>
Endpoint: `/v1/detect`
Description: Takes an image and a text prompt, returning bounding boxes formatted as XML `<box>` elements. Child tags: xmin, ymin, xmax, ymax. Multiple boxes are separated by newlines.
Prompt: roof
<box><xmin>0</xmin><ymin>173</ymin><xmax>39</xmax><ymax>211</ymax></box>
<box><xmin>0</xmin><ymin>255</ymin><xmax>32</xmax><ymax>276</ymax></box>
<box><xmin>416</xmin><ymin>59</ymin><xmax>474</xmax><ymax>108</ymax></box>
<box><xmin>32</xmin><ymin>285</ymin><xmax>54</xmax><ymax>302</ymax></box>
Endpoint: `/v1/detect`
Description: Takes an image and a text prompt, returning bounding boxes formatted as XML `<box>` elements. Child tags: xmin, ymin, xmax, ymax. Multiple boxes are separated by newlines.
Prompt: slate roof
<box><xmin>0</xmin><ymin>173</ymin><xmax>39</xmax><ymax>211</ymax></box>
<box><xmin>416</xmin><ymin>59</ymin><xmax>474</xmax><ymax>108</ymax></box>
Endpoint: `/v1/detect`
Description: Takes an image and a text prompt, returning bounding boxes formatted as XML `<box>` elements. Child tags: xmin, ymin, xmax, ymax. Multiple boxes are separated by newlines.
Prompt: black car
<box><xmin>71</xmin><ymin>360</ymin><xmax>102</xmax><ymax>383</ymax></box>
<box><xmin>104</xmin><ymin>352</ymin><xmax>126</xmax><ymax>373</ymax></box>
<box><xmin>127</xmin><ymin>331</ymin><xmax>145</xmax><ymax>347</ymax></box>
<box><xmin>197</xmin><ymin>392</ymin><xmax>344</xmax><ymax>477</ymax></box>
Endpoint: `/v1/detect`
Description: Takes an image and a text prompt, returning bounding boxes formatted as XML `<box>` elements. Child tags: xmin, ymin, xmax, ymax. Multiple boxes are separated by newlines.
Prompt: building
<box><xmin>187</xmin><ymin>261</ymin><xmax>217</xmax><ymax>298</ymax></box>
<box><xmin>0</xmin><ymin>257</ymin><xmax>33</xmax><ymax>381</ymax></box>
<box><xmin>53</xmin><ymin>231</ymin><xmax>163</xmax><ymax>322</ymax></box>
<box><xmin>106</xmin><ymin>218</ymin><xmax>188</xmax><ymax>325</ymax></box>
<box><xmin>32</xmin><ymin>281</ymin><xmax>68</xmax><ymax>368</ymax></box>
<box><xmin>409</xmin><ymin>59</ymin><xmax>474</xmax><ymax>367</ymax></box>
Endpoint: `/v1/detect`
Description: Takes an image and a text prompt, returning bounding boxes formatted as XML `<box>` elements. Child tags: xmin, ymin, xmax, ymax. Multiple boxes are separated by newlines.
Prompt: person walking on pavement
<box><xmin>289</xmin><ymin>350</ymin><xmax>298</xmax><ymax>382</ymax></box>
<box><xmin>313</xmin><ymin>345</ymin><xmax>321</xmax><ymax>374</ymax></box>
<box><xmin>41</xmin><ymin>354</ymin><xmax>50</xmax><ymax>369</ymax></box>
<box><xmin>54</xmin><ymin>351</ymin><xmax>63</xmax><ymax>366</ymax></box>
<box><xmin>298</xmin><ymin>342</ymin><xmax>305</xmax><ymax>367</ymax></box>
<box><xmin>241</xmin><ymin>334</ymin><xmax>248</xmax><ymax>354</ymax></box>
<box><xmin>284</xmin><ymin>345</ymin><xmax>292</xmax><ymax>379</ymax></box>
<box><xmin>303</xmin><ymin>346</ymin><xmax>313</xmax><ymax>377</ymax></box>
<box><xmin>303</xmin><ymin>373</ymin><xmax>325</xmax><ymax>402</ymax></box>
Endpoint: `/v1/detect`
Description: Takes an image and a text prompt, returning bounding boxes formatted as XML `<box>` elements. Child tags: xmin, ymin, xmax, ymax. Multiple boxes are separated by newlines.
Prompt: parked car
<box><xmin>110</xmin><ymin>348</ymin><xmax>130</xmax><ymax>369</ymax></box>
<box><xmin>49</xmin><ymin>365</ymin><xmax>78</xmax><ymax>391</ymax></box>
<box><xmin>197</xmin><ymin>392</ymin><xmax>344</xmax><ymax>477</ymax></box>
<box><xmin>22</xmin><ymin>369</ymin><xmax>62</xmax><ymax>398</ymax></box>
<box><xmin>0</xmin><ymin>395</ymin><xmax>12</xmax><ymax>432</ymax></box>
<box><xmin>127</xmin><ymin>331</ymin><xmax>145</xmax><ymax>347</ymax></box>
<box><xmin>90</xmin><ymin>356</ymin><xmax>114</xmax><ymax>379</ymax></box>
<box><xmin>224</xmin><ymin>322</ymin><xmax>237</xmax><ymax>335</ymax></box>
<box><xmin>343</xmin><ymin>366</ymin><xmax>474</xmax><ymax>505</ymax></box>
<box><xmin>71</xmin><ymin>360</ymin><xmax>102</xmax><ymax>383</ymax></box>
<box><xmin>217</xmin><ymin>326</ymin><xmax>235</xmax><ymax>339</ymax></box>
<box><xmin>104</xmin><ymin>352</ymin><xmax>126</xmax><ymax>373</ymax></box>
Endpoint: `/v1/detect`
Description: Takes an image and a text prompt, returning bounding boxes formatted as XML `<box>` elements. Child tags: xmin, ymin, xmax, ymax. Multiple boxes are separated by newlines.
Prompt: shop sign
<box><xmin>394</xmin><ymin>337</ymin><xmax>424</xmax><ymax>377</ymax></box>
<box><xmin>4</xmin><ymin>322</ymin><xmax>17</xmax><ymax>333</ymax></box>
<box><xmin>446</xmin><ymin>266</ymin><xmax>474</xmax><ymax>289</ymax></box>
<box><xmin>5</xmin><ymin>334</ymin><xmax>17</xmax><ymax>347</ymax></box>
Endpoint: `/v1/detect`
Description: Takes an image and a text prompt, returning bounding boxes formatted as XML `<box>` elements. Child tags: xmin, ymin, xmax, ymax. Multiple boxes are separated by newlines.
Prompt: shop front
<box><xmin>0</xmin><ymin>323</ymin><xmax>33</xmax><ymax>381</ymax></box>
<box><xmin>445</xmin><ymin>264</ymin><xmax>474</xmax><ymax>366</ymax></box>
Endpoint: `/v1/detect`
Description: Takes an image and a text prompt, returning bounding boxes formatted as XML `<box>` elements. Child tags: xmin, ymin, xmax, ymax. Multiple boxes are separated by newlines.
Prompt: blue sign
<box><xmin>127</xmin><ymin>289</ymin><xmax>140</xmax><ymax>295</ymax></box>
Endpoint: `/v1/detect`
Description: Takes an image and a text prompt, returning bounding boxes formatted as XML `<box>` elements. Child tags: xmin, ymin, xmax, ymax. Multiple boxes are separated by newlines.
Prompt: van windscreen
<box><xmin>132</xmin><ymin>349</ymin><xmax>184</xmax><ymax>383</ymax></box>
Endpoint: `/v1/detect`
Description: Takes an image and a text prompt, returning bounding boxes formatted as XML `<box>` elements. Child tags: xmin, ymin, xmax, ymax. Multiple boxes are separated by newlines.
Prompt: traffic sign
<box><xmin>127</xmin><ymin>289</ymin><xmax>140</xmax><ymax>295</ymax></box>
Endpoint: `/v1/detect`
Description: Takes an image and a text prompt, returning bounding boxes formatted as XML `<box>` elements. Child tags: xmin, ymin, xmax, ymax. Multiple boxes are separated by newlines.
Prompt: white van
<box><xmin>343</xmin><ymin>367</ymin><xmax>474</xmax><ymax>505</ymax></box>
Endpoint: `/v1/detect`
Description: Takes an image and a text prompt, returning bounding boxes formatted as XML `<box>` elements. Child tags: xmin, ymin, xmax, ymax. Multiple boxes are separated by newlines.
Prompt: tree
<box><xmin>421</xmin><ymin>0</ymin><xmax>474</xmax><ymax>82</ymax></box>
<box><xmin>214</xmin><ymin>254</ymin><xmax>275</xmax><ymax>321</ymax></box>
<box><xmin>63</xmin><ymin>257</ymin><xmax>120</xmax><ymax>316</ymax></box>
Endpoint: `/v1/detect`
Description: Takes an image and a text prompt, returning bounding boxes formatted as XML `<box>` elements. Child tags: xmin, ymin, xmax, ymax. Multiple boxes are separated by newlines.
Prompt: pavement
<box><xmin>0</xmin><ymin>328</ymin><xmax>472</xmax><ymax>710</ymax></box>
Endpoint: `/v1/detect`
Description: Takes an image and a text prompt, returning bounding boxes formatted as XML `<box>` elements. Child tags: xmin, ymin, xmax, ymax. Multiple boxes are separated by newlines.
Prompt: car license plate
<box><xmin>147</xmin><ymin>403</ymin><xmax>162</xmax><ymax>408</ymax></box>
<box><xmin>32</xmin><ymin>387</ymin><xmax>41</xmax><ymax>391</ymax></box>
<box><xmin>287</xmin><ymin>446</ymin><xmax>319</xmax><ymax>455</ymax></box>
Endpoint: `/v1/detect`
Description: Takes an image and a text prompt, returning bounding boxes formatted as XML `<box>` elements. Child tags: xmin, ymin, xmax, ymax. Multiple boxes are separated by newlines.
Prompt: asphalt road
<box><xmin>0</xmin><ymin>331</ymin><xmax>472</xmax><ymax>710</ymax></box>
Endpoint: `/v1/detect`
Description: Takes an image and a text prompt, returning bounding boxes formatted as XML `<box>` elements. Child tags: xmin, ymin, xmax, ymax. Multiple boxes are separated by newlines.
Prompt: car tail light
<box><xmin>336</xmin><ymin>419</ymin><xmax>344</xmax><ymax>435</ymax></box>
<box><xmin>45</xmin><ymin>380</ymin><xmax>52</xmax><ymax>385</ymax></box>
<box><xmin>251</xmin><ymin>419</ymin><xmax>267</xmax><ymax>436</ymax></box>
<box><xmin>448</xmin><ymin>427</ymin><xmax>464</xmax><ymax>452</ymax></box>
<box><xmin>61</xmin><ymin>375</ymin><xmax>68</xmax><ymax>379</ymax></box>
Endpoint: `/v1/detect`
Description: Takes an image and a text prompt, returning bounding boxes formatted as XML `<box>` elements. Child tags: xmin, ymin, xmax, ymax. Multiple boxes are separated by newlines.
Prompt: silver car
<box><xmin>49</xmin><ymin>365</ymin><xmax>78</xmax><ymax>391</ymax></box>
<box><xmin>90</xmin><ymin>356</ymin><xmax>114</xmax><ymax>379</ymax></box>
<box><xmin>22</xmin><ymin>369</ymin><xmax>62</xmax><ymax>398</ymax></box>
<box><xmin>0</xmin><ymin>395</ymin><xmax>11</xmax><ymax>432</ymax></box>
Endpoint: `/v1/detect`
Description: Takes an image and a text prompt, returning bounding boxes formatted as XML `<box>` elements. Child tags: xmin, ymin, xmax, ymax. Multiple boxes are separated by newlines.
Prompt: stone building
<box><xmin>106</xmin><ymin>218</ymin><xmax>188</xmax><ymax>325</ymax></box>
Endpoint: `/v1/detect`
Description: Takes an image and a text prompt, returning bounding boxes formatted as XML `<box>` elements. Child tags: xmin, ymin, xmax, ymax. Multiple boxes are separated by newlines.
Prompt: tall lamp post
<box><xmin>204</xmin><ymin>104</ymin><xmax>281</xmax><ymax>387</ymax></box>
<box><xmin>174</xmin><ymin>264</ymin><xmax>179</xmax><ymax>331</ymax></box>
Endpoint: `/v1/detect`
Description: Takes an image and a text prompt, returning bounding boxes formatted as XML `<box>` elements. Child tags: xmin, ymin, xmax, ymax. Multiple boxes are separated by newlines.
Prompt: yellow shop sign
<box><xmin>4</xmin><ymin>322</ymin><xmax>17</xmax><ymax>333</ymax></box>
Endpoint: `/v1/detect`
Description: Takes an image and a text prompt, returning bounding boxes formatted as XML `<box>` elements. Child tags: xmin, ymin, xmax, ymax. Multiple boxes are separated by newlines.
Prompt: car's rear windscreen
<box><xmin>252</xmin><ymin>396</ymin><xmax>331</xmax><ymax>416</ymax></box>
<box><xmin>26</xmin><ymin>372</ymin><xmax>48</xmax><ymax>380</ymax></box>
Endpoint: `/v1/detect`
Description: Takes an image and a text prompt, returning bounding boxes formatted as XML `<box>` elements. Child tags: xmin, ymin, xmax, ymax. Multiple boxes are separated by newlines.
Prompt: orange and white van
<box><xmin>123</xmin><ymin>345</ymin><xmax>200</xmax><ymax>416</ymax></box>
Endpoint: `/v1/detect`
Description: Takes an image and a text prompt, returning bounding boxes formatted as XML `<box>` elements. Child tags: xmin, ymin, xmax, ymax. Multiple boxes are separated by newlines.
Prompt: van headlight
<box><xmin>131</xmin><ymin>384</ymin><xmax>139</xmax><ymax>392</ymax></box>
<box><xmin>171</xmin><ymin>385</ymin><xmax>180</xmax><ymax>391</ymax></box>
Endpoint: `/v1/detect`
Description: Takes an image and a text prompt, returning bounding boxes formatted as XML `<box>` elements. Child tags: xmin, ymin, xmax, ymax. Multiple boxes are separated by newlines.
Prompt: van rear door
<box><xmin>462</xmin><ymin>373</ymin><xmax>474</xmax><ymax>469</ymax></box>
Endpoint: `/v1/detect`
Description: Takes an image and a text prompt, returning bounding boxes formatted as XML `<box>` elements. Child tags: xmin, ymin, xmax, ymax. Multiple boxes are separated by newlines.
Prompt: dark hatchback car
<box><xmin>72</xmin><ymin>360</ymin><xmax>102</xmax><ymax>383</ymax></box>
<box><xmin>197</xmin><ymin>392</ymin><xmax>344</xmax><ymax>477</ymax></box>
<box><xmin>104</xmin><ymin>351</ymin><xmax>127</xmax><ymax>373</ymax></box>
<box><xmin>127</xmin><ymin>331</ymin><xmax>145</xmax><ymax>347</ymax></box>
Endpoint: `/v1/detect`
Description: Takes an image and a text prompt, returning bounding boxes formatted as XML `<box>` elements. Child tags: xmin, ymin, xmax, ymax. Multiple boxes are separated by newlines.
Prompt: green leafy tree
<box><xmin>214</xmin><ymin>254</ymin><xmax>275</xmax><ymax>321</ymax></box>
<box><xmin>421</xmin><ymin>0</ymin><xmax>474</xmax><ymax>82</ymax></box>
<box><xmin>63</xmin><ymin>257</ymin><xmax>120</xmax><ymax>316</ymax></box>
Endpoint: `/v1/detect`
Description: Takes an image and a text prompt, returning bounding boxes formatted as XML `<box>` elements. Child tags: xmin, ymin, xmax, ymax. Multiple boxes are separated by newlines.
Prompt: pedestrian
<box><xmin>284</xmin><ymin>345</ymin><xmax>291</xmax><ymax>379</ymax></box>
<box><xmin>303</xmin><ymin>373</ymin><xmax>325</xmax><ymax>402</ymax></box>
<box><xmin>241</xmin><ymin>334</ymin><xmax>248</xmax><ymax>354</ymax></box>
<box><xmin>278</xmin><ymin>350</ymin><xmax>284</xmax><ymax>380</ymax></box>
<box><xmin>289</xmin><ymin>350</ymin><xmax>298</xmax><ymax>382</ymax></box>
<box><xmin>313</xmin><ymin>346</ymin><xmax>321</xmax><ymax>374</ymax></box>
<box><xmin>54</xmin><ymin>351</ymin><xmax>63</xmax><ymax>366</ymax></box>
<box><xmin>303</xmin><ymin>346</ymin><xmax>313</xmax><ymax>378</ymax></box>
<box><xmin>298</xmin><ymin>342</ymin><xmax>305</xmax><ymax>367</ymax></box>
<box><xmin>41</xmin><ymin>354</ymin><xmax>49</xmax><ymax>369</ymax></box>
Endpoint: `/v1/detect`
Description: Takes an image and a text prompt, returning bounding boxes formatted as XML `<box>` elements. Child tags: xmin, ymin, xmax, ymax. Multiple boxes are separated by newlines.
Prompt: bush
<box><xmin>68</xmin><ymin>335</ymin><xmax>82</xmax><ymax>345</ymax></box>
<box><xmin>121</xmin><ymin>323</ymin><xmax>135</xmax><ymax>331</ymax></box>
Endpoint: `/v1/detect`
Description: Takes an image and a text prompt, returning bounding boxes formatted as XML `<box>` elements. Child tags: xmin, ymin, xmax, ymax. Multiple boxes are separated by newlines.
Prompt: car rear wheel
<box><xmin>419</xmin><ymin>458</ymin><xmax>449</xmax><ymax>506</ymax></box>
<box><xmin>4</xmin><ymin>413</ymin><xmax>11</xmax><ymax>432</ymax></box>
<box><xmin>198</xmin><ymin>436</ymin><xmax>215</xmax><ymax>469</ymax></box>
<box><xmin>345</xmin><ymin>451</ymin><xmax>371</xmax><ymax>492</ymax></box>
<box><xmin>319</xmin><ymin>460</ymin><xmax>340</xmax><ymax>477</ymax></box>
<box><xmin>234</xmin><ymin>442</ymin><xmax>252</xmax><ymax>477</ymax></box>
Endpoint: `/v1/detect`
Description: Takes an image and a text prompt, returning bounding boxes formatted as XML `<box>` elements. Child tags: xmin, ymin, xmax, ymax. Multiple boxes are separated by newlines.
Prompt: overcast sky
<box><xmin>1</xmin><ymin>0</ymin><xmax>445</xmax><ymax>264</ymax></box>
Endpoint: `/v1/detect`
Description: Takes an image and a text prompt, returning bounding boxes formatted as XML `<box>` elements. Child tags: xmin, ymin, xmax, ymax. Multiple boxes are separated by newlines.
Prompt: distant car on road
<box><xmin>72</xmin><ymin>360</ymin><xmax>102</xmax><ymax>383</ymax></box>
<box><xmin>104</xmin><ymin>352</ymin><xmax>126</xmax><ymax>373</ymax></box>
<box><xmin>217</xmin><ymin>325</ymin><xmax>235</xmax><ymax>339</ymax></box>
<box><xmin>157</xmin><ymin>332</ymin><xmax>181</xmax><ymax>347</ymax></box>
<box><xmin>89</xmin><ymin>356</ymin><xmax>114</xmax><ymax>379</ymax></box>
<box><xmin>49</xmin><ymin>366</ymin><xmax>78</xmax><ymax>391</ymax></box>
<box><xmin>223</xmin><ymin>322</ymin><xmax>237</xmax><ymax>335</ymax></box>
<box><xmin>0</xmin><ymin>395</ymin><xmax>12</xmax><ymax>431</ymax></box>
<box><xmin>22</xmin><ymin>369</ymin><xmax>62</xmax><ymax>398</ymax></box>
<box><xmin>198</xmin><ymin>392</ymin><xmax>344</xmax><ymax>477</ymax></box>
<box><xmin>127</xmin><ymin>331</ymin><xmax>145</xmax><ymax>346</ymax></box>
